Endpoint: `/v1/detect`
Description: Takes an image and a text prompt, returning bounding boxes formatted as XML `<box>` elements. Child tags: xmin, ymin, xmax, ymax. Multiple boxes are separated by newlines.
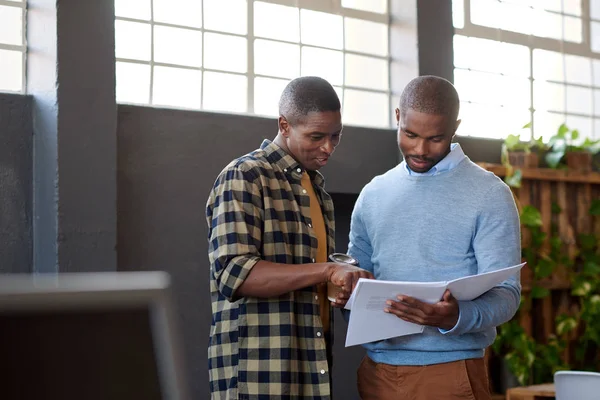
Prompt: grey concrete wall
<box><xmin>417</xmin><ymin>0</ymin><xmax>455</xmax><ymax>81</ymax></box>
<box><xmin>27</xmin><ymin>0</ymin><xmax>117</xmax><ymax>273</ymax></box>
<box><xmin>0</xmin><ymin>93</ymin><xmax>32</xmax><ymax>273</ymax></box>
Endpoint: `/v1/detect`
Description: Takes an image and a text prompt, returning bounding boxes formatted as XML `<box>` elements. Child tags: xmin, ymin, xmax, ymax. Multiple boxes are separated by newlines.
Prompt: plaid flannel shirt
<box><xmin>206</xmin><ymin>139</ymin><xmax>335</xmax><ymax>400</ymax></box>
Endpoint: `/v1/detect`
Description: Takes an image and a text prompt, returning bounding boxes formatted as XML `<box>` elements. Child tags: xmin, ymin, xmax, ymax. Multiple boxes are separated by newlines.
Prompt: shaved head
<box><xmin>278</xmin><ymin>76</ymin><xmax>341</xmax><ymax>126</ymax></box>
<box><xmin>399</xmin><ymin>75</ymin><xmax>460</xmax><ymax>120</ymax></box>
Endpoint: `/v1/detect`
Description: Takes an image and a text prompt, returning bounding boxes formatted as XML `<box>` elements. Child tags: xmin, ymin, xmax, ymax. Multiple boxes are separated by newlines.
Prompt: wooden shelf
<box><xmin>477</xmin><ymin>162</ymin><xmax>600</xmax><ymax>184</ymax></box>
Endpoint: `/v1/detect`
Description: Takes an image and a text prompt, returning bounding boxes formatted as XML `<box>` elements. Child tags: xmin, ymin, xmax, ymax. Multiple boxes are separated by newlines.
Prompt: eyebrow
<box><xmin>307</xmin><ymin>129</ymin><xmax>342</xmax><ymax>136</ymax></box>
<box><xmin>402</xmin><ymin>127</ymin><xmax>445</xmax><ymax>139</ymax></box>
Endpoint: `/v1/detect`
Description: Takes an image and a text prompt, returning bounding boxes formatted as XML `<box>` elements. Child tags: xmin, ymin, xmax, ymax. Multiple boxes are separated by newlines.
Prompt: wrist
<box><xmin>322</xmin><ymin>262</ymin><xmax>334</xmax><ymax>283</ymax></box>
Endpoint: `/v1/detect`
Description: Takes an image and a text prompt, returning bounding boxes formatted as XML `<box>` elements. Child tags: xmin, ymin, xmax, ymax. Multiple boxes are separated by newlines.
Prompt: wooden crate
<box><xmin>478</xmin><ymin>163</ymin><xmax>600</xmax><ymax>382</ymax></box>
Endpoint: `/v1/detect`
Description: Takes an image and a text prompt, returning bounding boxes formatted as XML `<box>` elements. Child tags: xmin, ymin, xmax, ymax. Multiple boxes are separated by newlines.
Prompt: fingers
<box><xmin>442</xmin><ymin>289</ymin><xmax>455</xmax><ymax>303</ymax></box>
<box><xmin>360</xmin><ymin>270</ymin><xmax>374</xmax><ymax>280</ymax></box>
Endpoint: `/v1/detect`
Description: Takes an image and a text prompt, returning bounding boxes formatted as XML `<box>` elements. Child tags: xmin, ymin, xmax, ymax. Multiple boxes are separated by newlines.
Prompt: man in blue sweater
<box><xmin>347</xmin><ymin>75</ymin><xmax>521</xmax><ymax>400</ymax></box>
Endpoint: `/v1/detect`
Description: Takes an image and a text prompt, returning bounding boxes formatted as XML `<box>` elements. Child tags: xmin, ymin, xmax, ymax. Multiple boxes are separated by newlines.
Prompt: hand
<box><xmin>384</xmin><ymin>289</ymin><xmax>459</xmax><ymax>331</ymax></box>
<box><xmin>326</xmin><ymin>263</ymin><xmax>374</xmax><ymax>308</ymax></box>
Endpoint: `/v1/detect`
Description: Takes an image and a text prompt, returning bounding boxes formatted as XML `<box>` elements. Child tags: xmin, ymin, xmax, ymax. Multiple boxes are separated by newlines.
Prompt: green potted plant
<box><xmin>545</xmin><ymin>123</ymin><xmax>600</xmax><ymax>172</ymax></box>
<box><xmin>501</xmin><ymin>123</ymin><xmax>545</xmax><ymax>169</ymax></box>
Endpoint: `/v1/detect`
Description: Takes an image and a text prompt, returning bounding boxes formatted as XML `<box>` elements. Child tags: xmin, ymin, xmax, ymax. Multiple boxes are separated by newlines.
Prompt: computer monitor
<box><xmin>0</xmin><ymin>271</ymin><xmax>189</xmax><ymax>400</ymax></box>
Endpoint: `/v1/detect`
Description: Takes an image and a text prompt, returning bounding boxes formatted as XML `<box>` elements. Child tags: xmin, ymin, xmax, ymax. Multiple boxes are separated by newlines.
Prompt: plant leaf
<box><xmin>531</xmin><ymin>286</ymin><xmax>550</xmax><ymax>298</ymax></box>
<box><xmin>504</xmin><ymin>169</ymin><xmax>522</xmax><ymax>188</ymax></box>
<box><xmin>557</xmin><ymin>123</ymin><xmax>569</xmax><ymax>137</ymax></box>
<box><xmin>521</xmin><ymin>205</ymin><xmax>543</xmax><ymax>227</ymax></box>
<box><xmin>590</xmin><ymin>200</ymin><xmax>600</xmax><ymax>216</ymax></box>
<box><xmin>545</xmin><ymin>150</ymin><xmax>564</xmax><ymax>169</ymax></box>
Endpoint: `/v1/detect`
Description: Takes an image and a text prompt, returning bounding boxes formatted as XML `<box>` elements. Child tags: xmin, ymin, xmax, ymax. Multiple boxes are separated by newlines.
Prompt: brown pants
<box><xmin>357</xmin><ymin>356</ymin><xmax>491</xmax><ymax>400</ymax></box>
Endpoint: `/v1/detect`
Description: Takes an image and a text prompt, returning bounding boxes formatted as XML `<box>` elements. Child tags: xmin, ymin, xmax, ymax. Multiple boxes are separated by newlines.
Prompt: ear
<box><xmin>455</xmin><ymin>119</ymin><xmax>461</xmax><ymax>132</ymax></box>
<box><xmin>395</xmin><ymin>108</ymin><xmax>400</xmax><ymax>125</ymax></box>
<box><xmin>278</xmin><ymin>116</ymin><xmax>290</xmax><ymax>137</ymax></box>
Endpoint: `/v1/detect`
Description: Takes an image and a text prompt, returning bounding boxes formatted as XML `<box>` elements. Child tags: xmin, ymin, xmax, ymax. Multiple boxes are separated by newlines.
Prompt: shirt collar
<box><xmin>260</xmin><ymin>139</ymin><xmax>326</xmax><ymax>187</ymax></box>
<box><xmin>403</xmin><ymin>143</ymin><xmax>465</xmax><ymax>176</ymax></box>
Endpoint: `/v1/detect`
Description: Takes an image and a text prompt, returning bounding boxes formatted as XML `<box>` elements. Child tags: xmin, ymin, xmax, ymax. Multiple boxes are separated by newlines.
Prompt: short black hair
<box><xmin>399</xmin><ymin>75</ymin><xmax>460</xmax><ymax>120</ymax></box>
<box><xmin>278</xmin><ymin>76</ymin><xmax>341</xmax><ymax>125</ymax></box>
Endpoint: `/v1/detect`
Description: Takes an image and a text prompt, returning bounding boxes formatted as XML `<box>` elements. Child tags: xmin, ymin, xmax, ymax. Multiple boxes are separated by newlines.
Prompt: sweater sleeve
<box><xmin>348</xmin><ymin>190</ymin><xmax>374</xmax><ymax>275</ymax></box>
<box><xmin>441</xmin><ymin>181</ymin><xmax>522</xmax><ymax>336</ymax></box>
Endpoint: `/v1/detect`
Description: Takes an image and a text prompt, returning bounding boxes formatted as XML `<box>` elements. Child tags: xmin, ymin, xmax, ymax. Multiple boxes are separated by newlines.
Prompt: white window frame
<box><xmin>115</xmin><ymin>0</ymin><xmax>393</xmax><ymax>128</ymax></box>
<box><xmin>0</xmin><ymin>0</ymin><xmax>27</xmax><ymax>93</ymax></box>
<box><xmin>454</xmin><ymin>0</ymin><xmax>600</xmax><ymax>140</ymax></box>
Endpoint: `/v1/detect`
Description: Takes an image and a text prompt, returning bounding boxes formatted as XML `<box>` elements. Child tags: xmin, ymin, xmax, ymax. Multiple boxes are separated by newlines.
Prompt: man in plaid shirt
<box><xmin>206</xmin><ymin>76</ymin><xmax>373</xmax><ymax>400</ymax></box>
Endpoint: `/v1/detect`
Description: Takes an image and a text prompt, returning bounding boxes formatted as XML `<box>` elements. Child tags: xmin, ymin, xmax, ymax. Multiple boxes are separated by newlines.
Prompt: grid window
<box><xmin>453</xmin><ymin>0</ymin><xmax>600</xmax><ymax>140</ymax></box>
<box><xmin>0</xmin><ymin>0</ymin><xmax>26</xmax><ymax>93</ymax></box>
<box><xmin>115</xmin><ymin>0</ymin><xmax>391</xmax><ymax>128</ymax></box>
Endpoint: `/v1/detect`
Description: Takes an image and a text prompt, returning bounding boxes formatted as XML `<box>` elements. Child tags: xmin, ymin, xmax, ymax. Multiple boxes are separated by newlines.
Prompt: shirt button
<box><xmin>312</xmin><ymin>258</ymin><xmax>315</xmax><ymax>263</ymax></box>
<box><xmin>317</xmin><ymin>332</ymin><xmax>322</xmax><ymax>337</ymax></box>
<box><xmin>284</xmin><ymin>168</ymin><xmax>287</xmax><ymax>172</ymax></box>
<box><xmin>315</xmin><ymin>295</ymin><xmax>319</xmax><ymax>300</ymax></box>
<box><xmin>297</xmin><ymin>168</ymin><xmax>302</xmax><ymax>173</ymax></box>
<box><xmin>302</xmin><ymin>189</ymin><xmax>307</xmax><ymax>194</ymax></box>
<box><xmin>308</xmin><ymin>223</ymin><xmax>312</xmax><ymax>228</ymax></box>
<box><xmin>320</xmin><ymin>370</ymin><xmax>326</xmax><ymax>375</ymax></box>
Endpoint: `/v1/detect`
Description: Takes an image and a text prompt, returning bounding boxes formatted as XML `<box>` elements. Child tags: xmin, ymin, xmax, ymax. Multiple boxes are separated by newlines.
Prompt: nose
<box><xmin>321</xmin><ymin>138</ymin><xmax>335</xmax><ymax>155</ymax></box>
<box><xmin>414</xmin><ymin>139</ymin><xmax>429</xmax><ymax>157</ymax></box>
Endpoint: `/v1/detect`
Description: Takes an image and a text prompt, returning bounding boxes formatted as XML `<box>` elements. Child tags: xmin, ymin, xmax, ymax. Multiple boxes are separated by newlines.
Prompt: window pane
<box><xmin>153</xmin><ymin>66</ymin><xmax>201</xmax><ymax>109</ymax></box>
<box><xmin>204</xmin><ymin>0</ymin><xmax>247</xmax><ymax>35</ymax></box>
<box><xmin>204</xmin><ymin>33</ymin><xmax>247</xmax><ymax>73</ymax></box>
<box><xmin>115</xmin><ymin>20</ymin><xmax>151</xmax><ymax>61</ymax></box>
<box><xmin>533</xmin><ymin>50</ymin><xmax>564</xmax><ymax>82</ymax></box>
<box><xmin>533</xmin><ymin>9</ymin><xmax>562</xmax><ymax>40</ymax></box>
<box><xmin>115</xmin><ymin>0</ymin><xmax>151</xmax><ymax>20</ymax></box>
<box><xmin>453</xmin><ymin>0</ymin><xmax>464</xmax><ymax>29</ymax></box>
<box><xmin>0</xmin><ymin>5</ymin><xmax>22</xmax><ymax>46</ymax></box>
<box><xmin>0</xmin><ymin>49</ymin><xmax>22</xmax><ymax>92</ymax></box>
<box><xmin>455</xmin><ymin>69</ymin><xmax>530</xmax><ymax>108</ymax></box>
<box><xmin>254</xmin><ymin>77</ymin><xmax>289</xmax><ymax>116</ymax></box>
<box><xmin>343</xmin><ymin>89</ymin><xmax>389</xmax><ymax>128</ymax></box>
<box><xmin>594</xmin><ymin>60</ymin><xmax>600</xmax><ymax>86</ymax></box>
<box><xmin>344</xmin><ymin>18</ymin><xmax>387</xmax><ymax>56</ymax></box>
<box><xmin>254</xmin><ymin>39</ymin><xmax>299</xmax><ymax>79</ymax></box>
<box><xmin>592</xmin><ymin>0</ymin><xmax>600</xmax><ymax>20</ymax></box>
<box><xmin>471</xmin><ymin>0</ymin><xmax>502</xmax><ymax>29</ymax></box>
<box><xmin>342</xmin><ymin>0</ymin><xmax>387</xmax><ymax>14</ymax></box>
<box><xmin>154</xmin><ymin>26</ymin><xmax>202</xmax><ymax>67</ymax></box>
<box><xmin>593</xmin><ymin>22</ymin><xmax>600</xmax><ymax>53</ymax></box>
<box><xmin>533</xmin><ymin>111</ymin><xmax>565</xmax><ymax>141</ymax></box>
<box><xmin>565</xmin><ymin>54</ymin><xmax>591</xmax><ymax>85</ymax></box>
<box><xmin>498</xmin><ymin>2</ymin><xmax>535</xmax><ymax>35</ymax></box>
<box><xmin>454</xmin><ymin>36</ymin><xmax>529</xmax><ymax>77</ymax></box>
<box><xmin>301</xmin><ymin>47</ymin><xmax>343</xmax><ymax>86</ymax></box>
<box><xmin>542</xmin><ymin>0</ymin><xmax>562</xmax><ymax>13</ymax></box>
<box><xmin>534</xmin><ymin>81</ymin><xmax>565</xmax><ymax>113</ymax></box>
<box><xmin>254</xmin><ymin>2</ymin><xmax>299</xmax><ymax>42</ymax></box>
<box><xmin>563</xmin><ymin>0</ymin><xmax>581</xmax><ymax>16</ymax></box>
<box><xmin>566</xmin><ymin>86</ymin><xmax>592</xmax><ymax>115</ymax></box>
<box><xmin>116</xmin><ymin>62</ymin><xmax>150</xmax><ymax>104</ymax></box>
<box><xmin>345</xmin><ymin>54</ymin><xmax>388</xmax><ymax>90</ymax></box>
<box><xmin>595</xmin><ymin>119</ymin><xmax>600</xmax><ymax>138</ymax></box>
<box><xmin>203</xmin><ymin>71</ymin><xmax>247</xmax><ymax>113</ymax></box>
<box><xmin>458</xmin><ymin>102</ymin><xmax>530</xmax><ymax>139</ymax></box>
<box><xmin>563</xmin><ymin>16</ymin><xmax>582</xmax><ymax>43</ymax></box>
<box><xmin>153</xmin><ymin>0</ymin><xmax>202</xmax><ymax>28</ymax></box>
<box><xmin>300</xmin><ymin>10</ymin><xmax>343</xmax><ymax>50</ymax></box>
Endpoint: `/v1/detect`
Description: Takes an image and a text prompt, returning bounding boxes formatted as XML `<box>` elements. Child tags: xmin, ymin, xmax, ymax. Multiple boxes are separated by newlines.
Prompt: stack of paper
<box><xmin>344</xmin><ymin>262</ymin><xmax>526</xmax><ymax>347</ymax></box>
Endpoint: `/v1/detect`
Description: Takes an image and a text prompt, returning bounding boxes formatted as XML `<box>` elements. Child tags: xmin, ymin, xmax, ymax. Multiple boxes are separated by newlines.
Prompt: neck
<box><xmin>273</xmin><ymin>133</ymin><xmax>288</xmax><ymax>153</ymax></box>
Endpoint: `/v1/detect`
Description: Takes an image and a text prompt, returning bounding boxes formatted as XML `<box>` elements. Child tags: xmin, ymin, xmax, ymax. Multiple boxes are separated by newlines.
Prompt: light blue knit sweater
<box><xmin>347</xmin><ymin>158</ymin><xmax>521</xmax><ymax>366</ymax></box>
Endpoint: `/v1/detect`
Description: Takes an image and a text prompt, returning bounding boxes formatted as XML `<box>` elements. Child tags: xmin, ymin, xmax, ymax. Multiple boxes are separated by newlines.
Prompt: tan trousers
<box><xmin>357</xmin><ymin>356</ymin><xmax>492</xmax><ymax>400</ymax></box>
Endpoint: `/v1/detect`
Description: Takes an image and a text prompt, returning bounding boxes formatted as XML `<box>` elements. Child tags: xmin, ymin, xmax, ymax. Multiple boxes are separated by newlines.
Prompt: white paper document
<box><xmin>344</xmin><ymin>262</ymin><xmax>526</xmax><ymax>347</ymax></box>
